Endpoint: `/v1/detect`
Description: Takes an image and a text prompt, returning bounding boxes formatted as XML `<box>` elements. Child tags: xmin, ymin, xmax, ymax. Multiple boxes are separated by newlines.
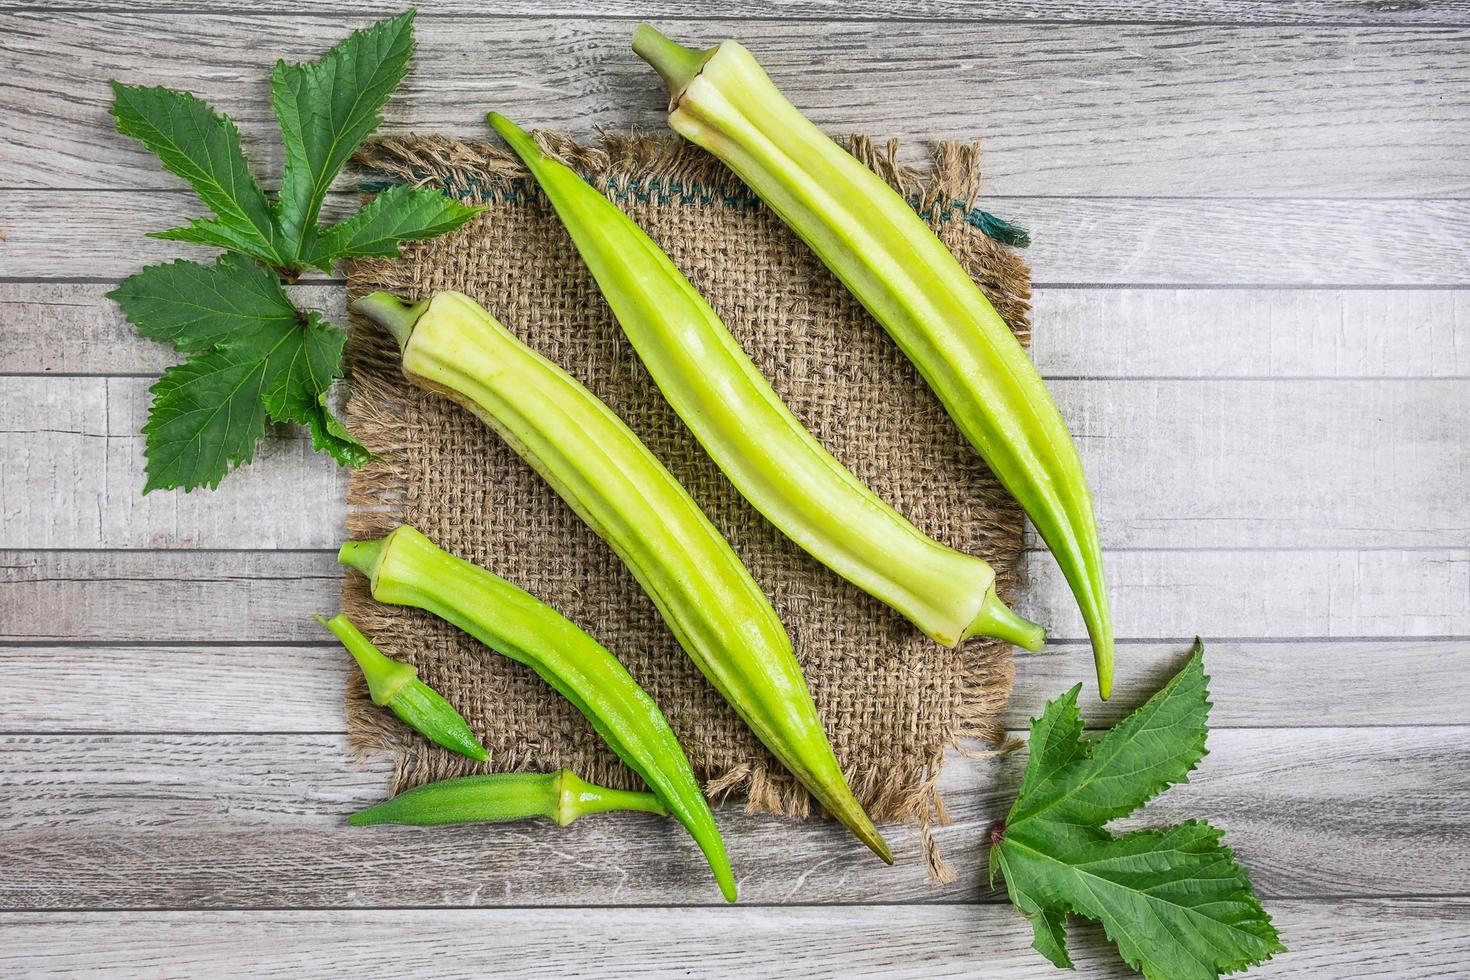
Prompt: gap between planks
<box><xmin>5</xmin><ymin>639</ymin><xmax>1466</xmax><ymax>731</ymax></box>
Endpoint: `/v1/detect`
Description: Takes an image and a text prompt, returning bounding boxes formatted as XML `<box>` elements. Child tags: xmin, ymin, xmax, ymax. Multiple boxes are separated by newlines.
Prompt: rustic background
<box><xmin>1</xmin><ymin>2</ymin><xmax>1468</xmax><ymax>976</ymax></box>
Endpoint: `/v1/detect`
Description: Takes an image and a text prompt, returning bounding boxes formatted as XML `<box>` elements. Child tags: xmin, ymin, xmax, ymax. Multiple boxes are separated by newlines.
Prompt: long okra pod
<box><xmin>339</xmin><ymin>525</ymin><xmax>736</xmax><ymax>902</ymax></box>
<box><xmin>353</xmin><ymin>291</ymin><xmax>891</xmax><ymax>863</ymax></box>
<box><xmin>632</xmin><ymin>26</ymin><xmax>1114</xmax><ymax>698</ymax></box>
<box><xmin>489</xmin><ymin>113</ymin><xmax>1044</xmax><ymax>652</ymax></box>
<box><xmin>315</xmin><ymin>612</ymin><xmax>488</xmax><ymax>762</ymax></box>
<box><xmin>351</xmin><ymin>769</ymin><xmax>668</xmax><ymax>827</ymax></box>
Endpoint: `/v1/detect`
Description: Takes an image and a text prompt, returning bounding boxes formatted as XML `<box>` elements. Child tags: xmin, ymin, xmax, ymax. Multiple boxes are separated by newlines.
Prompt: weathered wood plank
<box><xmin>0</xmin><ymin>728</ymin><xmax>1463</xmax><ymax>906</ymax></box>
<box><xmin>5</xmin><ymin>639</ymin><xmax>1465</xmax><ymax>733</ymax></box>
<box><xmin>0</xmin><ymin>645</ymin><xmax>348</xmax><ymax>734</ymax></box>
<box><xmin>3</xmin><ymin>547</ymin><xmax>1464</xmax><ymax>643</ymax></box>
<box><xmin>0</xmin><ymin>378</ymin><xmax>345</xmax><ymax>550</ymax></box>
<box><xmin>1012</xmin><ymin>638</ymin><xmax>1470</xmax><ymax>727</ymax></box>
<box><xmin>0</xmin><ymin>282</ymin><xmax>343</xmax><ymax>376</ymax></box>
<box><xmin>8</xmin><ymin>190</ymin><xmax>1469</xmax><ymax>285</ymax></box>
<box><xmin>3</xmin><ymin>899</ymin><xmax>1467</xmax><ymax>979</ymax></box>
<box><xmin>6</xmin><ymin>0</ymin><xmax>1469</xmax><ymax>24</ymax></box>
<box><xmin>5</xmin><ymin>374</ymin><xmax>1466</xmax><ymax>549</ymax></box>
<box><xmin>8</xmin><ymin>283</ymin><xmax>1469</xmax><ymax>380</ymax></box>
<box><xmin>1031</xmin><ymin>287</ymin><xmax>1470</xmax><ymax>379</ymax></box>
<box><xmin>5</xmin><ymin>15</ymin><xmax>1470</xmax><ymax>197</ymax></box>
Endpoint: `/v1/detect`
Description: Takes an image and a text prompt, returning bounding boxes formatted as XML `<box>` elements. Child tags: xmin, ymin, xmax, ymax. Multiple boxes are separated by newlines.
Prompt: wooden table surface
<box><xmin>3</xmin><ymin>1</ymin><xmax>1469</xmax><ymax>976</ymax></box>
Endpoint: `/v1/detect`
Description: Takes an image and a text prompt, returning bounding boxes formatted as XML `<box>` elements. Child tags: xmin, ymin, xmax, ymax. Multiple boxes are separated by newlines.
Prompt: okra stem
<box><xmin>350</xmin><ymin>769</ymin><xmax>669</xmax><ymax>827</ymax></box>
<box><xmin>313</xmin><ymin>612</ymin><xmax>416</xmax><ymax>705</ymax></box>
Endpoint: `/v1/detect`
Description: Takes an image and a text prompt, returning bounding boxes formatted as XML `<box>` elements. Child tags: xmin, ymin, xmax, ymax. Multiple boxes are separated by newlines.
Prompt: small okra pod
<box><xmin>633</xmin><ymin>26</ymin><xmax>1114</xmax><ymax>698</ymax></box>
<box><xmin>350</xmin><ymin>769</ymin><xmax>668</xmax><ymax>828</ymax></box>
<box><xmin>353</xmin><ymin>292</ymin><xmax>892</xmax><ymax>865</ymax></box>
<box><xmin>339</xmin><ymin>524</ymin><xmax>736</xmax><ymax>903</ymax></box>
<box><xmin>489</xmin><ymin>112</ymin><xmax>1044</xmax><ymax>652</ymax></box>
<box><xmin>315</xmin><ymin>613</ymin><xmax>488</xmax><ymax>762</ymax></box>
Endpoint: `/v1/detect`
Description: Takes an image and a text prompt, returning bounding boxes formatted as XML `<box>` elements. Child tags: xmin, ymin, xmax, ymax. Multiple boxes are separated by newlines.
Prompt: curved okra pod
<box><xmin>489</xmin><ymin>113</ymin><xmax>1044</xmax><ymax>652</ymax></box>
<box><xmin>339</xmin><ymin>525</ymin><xmax>736</xmax><ymax>902</ymax></box>
<box><xmin>352</xmin><ymin>291</ymin><xmax>892</xmax><ymax>864</ymax></box>
<box><xmin>350</xmin><ymin>769</ymin><xmax>668</xmax><ymax>827</ymax></box>
<box><xmin>632</xmin><ymin>26</ymin><xmax>1114</xmax><ymax>698</ymax></box>
<box><xmin>315</xmin><ymin>612</ymin><xmax>488</xmax><ymax>762</ymax></box>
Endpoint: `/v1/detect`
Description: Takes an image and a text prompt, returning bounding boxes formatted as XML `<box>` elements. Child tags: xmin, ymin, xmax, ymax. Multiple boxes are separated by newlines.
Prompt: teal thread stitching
<box><xmin>359</xmin><ymin>169</ymin><xmax>1030</xmax><ymax>248</ymax></box>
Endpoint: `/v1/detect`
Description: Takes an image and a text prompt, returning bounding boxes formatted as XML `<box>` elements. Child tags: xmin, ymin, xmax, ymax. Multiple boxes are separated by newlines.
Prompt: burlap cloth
<box><xmin>341</xmin><ymin>131</ymin><xmax>1031</xmax><ymax>880</ymax></box>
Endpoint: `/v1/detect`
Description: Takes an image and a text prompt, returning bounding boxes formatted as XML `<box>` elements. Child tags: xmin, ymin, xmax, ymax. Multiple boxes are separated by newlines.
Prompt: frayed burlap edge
<box><xmin>344</xmin><ymin>130</ymin><xmax>1031</xmax><ymax>884</ymax></box>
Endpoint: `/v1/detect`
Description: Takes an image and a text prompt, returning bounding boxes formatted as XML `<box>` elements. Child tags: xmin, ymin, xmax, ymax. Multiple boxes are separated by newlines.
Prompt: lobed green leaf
<box><xmin>306</xmin><ymin>183</ymin><xmax>485</xmax><ymax>270</ymax></box>
<box><xmin>108</xmin><ymin>83</ymin><xmax>282</xmax><ymax>267</ymax></box>
<box><xmin>271</xmin><ymin>9</ymin><xmax>417</xmax><ymax>263</ymax></box>
<box><xmin>993</xmin><ymin>642</ymin><xmax>1284</xmax><ymax>979</ymax></box>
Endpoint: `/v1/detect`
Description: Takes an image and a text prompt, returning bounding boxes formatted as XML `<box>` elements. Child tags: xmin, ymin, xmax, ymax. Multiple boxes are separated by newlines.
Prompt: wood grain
<box><xmin>8</xmin><ymin>283</ymin><xmax>1469</xmax><ymax>380</ymax></box>
<box><xmin>3</xmin><ymin>546</ymin><xmax>1466</xmax><ymax>643</ymax></box>
<box><xmin>5</xmin><ymin>15</ymin><xmax>1469</xmax><ymax>197</ymax></box>
<box><xmin>7</xmin><ymin>0</ymin><xmax>1470</xmax><ymax>24</ymax></box>
<box><xmin>6</xmin><ymin>191</ymin><xmax>1470</xmax><ymax>285</ymax></box>
<box><xmin>0</xmin><ymin>728</ymin><xmax>1464</xmax><ymax>907</ymax></box>
<box><xmin>6</xmin><ymin>374</ymin><xmax>1465</xmax><ymax>549</ymax></box>
<box><xmin>5</xmin><ymin>639</ymin><xmax>1467</xmax><ymax>734</ymax></box>
<box><xmin>3</xmin><ymin>899</ymin><xmax>1468</xmax><ymax>979</ymax></box>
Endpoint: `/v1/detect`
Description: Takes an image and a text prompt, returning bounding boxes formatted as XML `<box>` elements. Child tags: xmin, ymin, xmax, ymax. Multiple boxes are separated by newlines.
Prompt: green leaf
<box><xmin>305</xmin><ymin>390</ymin><xmax>376</xmax><ymax>467</ymax></box>
<box><xmin>108</xmin><ymin>83</ymin><xmax>282</xmax><ymax>267</ymax></box>
<box><xmin>993</xmin><ymin>642</ymin><xmax>1284</xmax><ymax>979</ymax></box>
<box><xmin>306</xmin><ymin>182</ymin><xmax>485</xmax><ymax>270</ymax></box>
<box><xmin>112</xmin><ymin>256</ymin><xmax>351</xmax><ymax>492</ymax></box>
<box><xmin>108</xmin><ymin>256</ymin><xmax>299</xmax><ymax>353</ymax></box>
<box><xmin>272</xmin><ymin>9</ymin><xmax>417</xmax><ymax>263</ymax></box>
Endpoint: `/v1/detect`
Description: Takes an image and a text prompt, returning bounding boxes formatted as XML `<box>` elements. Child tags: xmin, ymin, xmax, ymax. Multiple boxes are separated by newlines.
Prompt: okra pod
<box><xmin>632</xmin><ymin>26</ymin><xmax>1115</xmax><ymax>698</ymax></box>
<box><xmin>350</xmin><ymin>769</ymin><xmax>668</xmax><ymax>827</ymax></box>
<box><xmin>489</xmin><ymin>113</ymin><xmax>1044</xmax><ymax>652</ymax></box>
<box><xmin>339</xmin><ymin>524</ymin><xmax>736</xmax><ymax>902</ymax></box>
<box><xmin>315</xmin><ymin>612</ymin><xmax>488</xmax><ymax>762</ymax></box>
<box><xmin>353</xmin><ymin>291</ymin><xmax>892</xmax><ymax>863</ymax></box>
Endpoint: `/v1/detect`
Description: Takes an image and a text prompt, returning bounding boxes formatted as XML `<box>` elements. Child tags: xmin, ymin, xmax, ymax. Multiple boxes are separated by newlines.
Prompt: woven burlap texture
<box><xmin>342</xmin><ymin>131</ymin><xmax>1031</xmax><ymax>881</ymax></box>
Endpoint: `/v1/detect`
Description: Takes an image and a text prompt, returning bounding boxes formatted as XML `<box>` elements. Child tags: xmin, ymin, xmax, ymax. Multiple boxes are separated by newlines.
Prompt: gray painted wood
<box><xmin>4</xmin><ymin>546</ymin><xmax>1466</xmax><ymax>643</ymax></box>
<box><xmin>5</xmin><ymin>639</ymin><xmax>1467</xmax><ymax>734</ymax></box>
<box><xmin>8</xmin><ymin>1</ymin><xmax>1470</xmax><ymax>24</ymax></box>
<box><xmin>3</xmin><ymin>899</ymin><xmax>1467</xmax><ymax>979</ymax></box>
<box><xmin>6</xmin><ymin>374</ymin><xmax>1466</xmax><ymax>549</ymax></box>
<box><xmin>7</xmin><ymin>191</ymin><xmax>1469</xmax><ymax>285</ymax></box>
<box><xmin>7</xmin><ymin>283</ymin><xmax>1470</xmax><ymax>380</ymax></box>
<box><xmin>0</xmin><ymin>727</ymin><xmax>1464</xmax><ymax>907</ymax></box>
<box><xmin>5</xmin><ymin>15</ymin><xmax>1470</xmax><ymax>197</ymax></box>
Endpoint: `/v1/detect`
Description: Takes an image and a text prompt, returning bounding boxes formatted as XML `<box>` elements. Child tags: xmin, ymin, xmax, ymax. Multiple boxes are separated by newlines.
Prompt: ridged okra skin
<box><xmin>488</xmin><ymin>113</ymin><xmax>1044</xmax><ymax>653</ymax></box>
<box><xmin>632</xmin><ymin>25</ymin><xmax>1114</xmax><ymax>699</ymax></box>
<box><xmin>339</xmin><ymin>525</ymin><xmax>736</xmax><ymax>902</ymax></box>
<box><xmin>350</xmin><ymin>770</ymin><xmax>669</xmax><ymax>828</ymax></box>
<box><xmin>352</xmin><ymin>290</ymin><xmax>891</xmax><ymax>864</ymax></box>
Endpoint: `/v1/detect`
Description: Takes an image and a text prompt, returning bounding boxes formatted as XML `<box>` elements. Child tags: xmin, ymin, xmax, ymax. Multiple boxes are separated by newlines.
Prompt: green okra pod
<box><xmin>489</xmin><ymin>112</ymin><xmax>1044</xmax><ymax>652</ymax></box>
<box><xmin>633</xmin><ymin>25</ymin><xmax>1114</xmax><ymax>698</ymax></box>
<box><xmin>350</xmin><ymin>769</ymin><xmax>668</xmax><ymax>827</ymax></box>
<box><xmin>353</xmin><ymin>291</ymin><xmax>892</xmax><ymax>864</ymax></box>
<box><xmin>314</xmin><ymin>612</ymin><xmax>488</xmax><ymax>762</ymax></box>
<box><xmin>340</xmin><ymin>525</ymin><xmax>736</xmax><ymax>902</ymax></box>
